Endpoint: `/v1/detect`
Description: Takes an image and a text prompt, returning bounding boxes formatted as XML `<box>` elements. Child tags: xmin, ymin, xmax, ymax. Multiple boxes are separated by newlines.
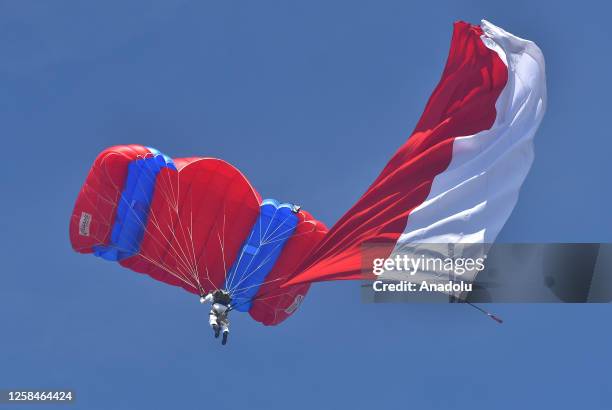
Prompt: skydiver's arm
<box><xmin>200</xmin><ymin>293</ymin><xmax>214</xmax><ymax>304</ymax></box>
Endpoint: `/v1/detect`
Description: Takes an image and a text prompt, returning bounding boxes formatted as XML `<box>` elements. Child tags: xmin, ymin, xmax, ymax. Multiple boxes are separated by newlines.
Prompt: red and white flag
<box><xmin>287</xmin><ymin>20</ymin><xmax>547</xmax><ymax>285</ymax></box>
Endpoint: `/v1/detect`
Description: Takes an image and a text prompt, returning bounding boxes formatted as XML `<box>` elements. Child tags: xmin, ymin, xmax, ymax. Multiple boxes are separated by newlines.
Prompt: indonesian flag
<box><xmin>286</xmin><ymin>20</ymin><xmax>547</xmax><ymax>286</ymax></box>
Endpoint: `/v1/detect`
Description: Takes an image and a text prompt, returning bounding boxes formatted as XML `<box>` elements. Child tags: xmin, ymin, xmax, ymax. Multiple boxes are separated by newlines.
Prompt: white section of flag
<box><xmin>392</xmin><ymin>20</ymin><xmax>547</xmax><ymax>250</ymax></box>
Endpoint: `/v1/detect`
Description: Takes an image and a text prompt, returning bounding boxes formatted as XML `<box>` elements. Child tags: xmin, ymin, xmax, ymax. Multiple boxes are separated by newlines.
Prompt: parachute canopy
<box><xmin>70</xmin><ymin>145</ymin><xmax>327</xmax><ymax>326</ymax></box>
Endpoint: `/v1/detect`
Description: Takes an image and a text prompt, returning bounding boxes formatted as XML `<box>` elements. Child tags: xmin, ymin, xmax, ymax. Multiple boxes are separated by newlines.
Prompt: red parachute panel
<box><xmin>121</xmin><ymin>159</ymin><xmax>261</xmax><ymax>295</ymax></box>
<box><xmin>70</xmin><ymin>145</ymin><xmax>152</xmax><ymax>254</ymax></box>
<box><xmin>249</xmin><ymin>211</ymin><xmax>327</xmax><ymax>325</ymax></box>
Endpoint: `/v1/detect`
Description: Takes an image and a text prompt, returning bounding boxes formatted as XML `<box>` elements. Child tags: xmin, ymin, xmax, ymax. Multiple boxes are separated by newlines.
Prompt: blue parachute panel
<box><xmin>224</xmin><ymin>199</ymin><xmax>298</xmax><ymax>311</ymax></box>
<box><xmin>94</xmin><ymin>148</ymin><xmax>176</xmax><ymax>261</ymax></box>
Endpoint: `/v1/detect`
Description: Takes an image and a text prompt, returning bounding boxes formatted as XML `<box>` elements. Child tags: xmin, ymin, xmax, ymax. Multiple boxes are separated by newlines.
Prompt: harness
<box><xmin>212</xmin><ymin>290</ymin><xmax>232</xmax><ymax>306</ymax></box>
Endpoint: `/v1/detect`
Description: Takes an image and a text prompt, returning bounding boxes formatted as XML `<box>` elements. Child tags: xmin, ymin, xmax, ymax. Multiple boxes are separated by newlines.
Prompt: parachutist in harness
<box><xmin>200</xmin><ymin>290</ymin><xmax>232</xmax><ymax>345</ymax></box>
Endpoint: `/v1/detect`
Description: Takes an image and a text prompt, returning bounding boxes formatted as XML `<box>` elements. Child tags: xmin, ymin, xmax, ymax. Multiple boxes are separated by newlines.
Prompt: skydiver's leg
<box><xmin>221</xmin><ymin>319</ymin><xmax>229</xmax><ymax>345</ymax></box>
<box><xmin>209</xmin><ymin>311</ymin><xmax>220</xmax><ymax>337</ymax></box>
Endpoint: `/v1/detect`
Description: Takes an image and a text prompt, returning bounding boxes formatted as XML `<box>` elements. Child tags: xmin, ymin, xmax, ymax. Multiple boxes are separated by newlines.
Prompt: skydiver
<box><xmin>200</xmin><ymin>289</ymin><xmax>232</xmax><ymax>345</ymax></box>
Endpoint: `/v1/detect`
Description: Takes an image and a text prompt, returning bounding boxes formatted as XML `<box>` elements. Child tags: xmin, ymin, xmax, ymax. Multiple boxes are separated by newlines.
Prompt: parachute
<box><xmin>70</xmin><ymin>20</ymin><xmax>546</xmax><ymax>326</ymax></box>
<box><xmin>69</xmin><ymin>145</ymin><xmax>327</xmax><ymax>326</ymax></box>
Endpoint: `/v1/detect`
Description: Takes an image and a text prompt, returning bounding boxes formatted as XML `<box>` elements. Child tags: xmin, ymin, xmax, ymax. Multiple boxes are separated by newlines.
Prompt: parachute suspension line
<box><xmin>258</xmin><ymin>203</ymin><xmax>281</xmax><ymax>243</ymax></box>
<box><xmin>224</xmin><ymin>204</ymin><xmax>271</xmax><ymax>291</ymax></box>
<box><xmin>225</xmin><ymin>286</ymin><xmax>283</xmax><ymax>313</ymax></box>
<box><xmin>464</xmin><ymin>301</ymin><xmax>503</xmax><ymax>324</ymax></box>
<box><xmin>77</xmin><ymin>151</ymin><xmax>199</xmax><ymax>292</ymax></box>
<box><xmin>259</xmin><ymin>212</ymin><xmax>296</xmax><ymax>245</ymax></box>
<box><xmin>204</xmin><ymin>201</ymin><xmax>231</xmax><ymax>293</ymax></box>
<box><xmin>259</xmin><ymin>204</ymin><xmax>278</xmax><ymax>243</ymax></box>
<box><xmin>117</xmin><ymin>178</ymin><xmax>196</xmax><ymax>288</ymax></box>
<box><xmin>142</xmin><ymin>155</ymin><xmax>203</xmax><ymax>287</ymax></box>
<box><xmin>130</xmin><ymin>157</ymin><xmax>201</xmax><ymax>286</ymax></box>
<box><xmin>225</xmin><ymin>216</ymin><xmax>294</xmax><ymax>297</ymax></box>
<box><xmin>128</xmin><ymin>252</ymin><xmax>198</xmax><ymax>291</ymax></box>
<box><xmin>143</xmin><ymin>153</ymin><xmax>234</xmax><ymax>293</ymax></box>
<box><xmin>227</xmin><ymin>240</ymin><xmax>286</xmax><ymax>295</ymax></box>
<box><xmin>187</xmin><ymin>195</ymin><xmax>202</xmax><ymax>287</ymax></box>
<box><xmin>216</xmin><ymin>221</ymin><xmax>229</xmax><ymax>290</ymax></box>
<box><xmin>227</xmin><ymin>245</ymin><xmax>288</xmax><ymax>300</ymax></box>
<box><xmin>155</xmin><ymin>160</ymin><xmax>198</xmax><ymax>280</ymax></box>
<box><xmin>262</xmin><ymin>227</ymin><xmax>299</xmax><ymax>245</ymax></box>
<box><xmin>90</xmin><ymin>153</ymin><xmax>198</xmax><ymax>290</ymax></box>
<box><xmin>185</xmin><ymin>183</ymin><xmax>217</xmax><ymax>293</ymax></box>
<box><xmin>223</xmin><ymin>226</ymin><xmax>254</xmax><ymax>292</ymax></box>
<box><xmin>195</xmin><ymin>175</ymin><xmax>249</xmax><ymax>294</ymax></box>
<box><xmin>224</xmin><ymin>206</ymin><xmax>260</xmax><ymax>292</ymax></box>
<box><xmin>226</xmin><ymin>240</ymin><xmax>307</xmax><ymax>308</ymax></box>
<box><xmin>124</xmin><ymin>155</ymin><xmax>193</xmax><ymax>276</ymax></box>
<box><xmin>188</xmin><ymin>199</ymin><xmax>211</xmax><ymax>293</ymax></box>
<box><xmin>228</xmin><ymin>275</ymin><xmax>285</xmax><ymax>296</ymax></box>
<box><xmin>226</xmin><ymin>206</ymin><xmax>298</xmax><ymax>294</ymax></box>
<box><xmin>203</xmin><ymin>265</ymin><xmax>214</xmax><ymax>293</ymax></box>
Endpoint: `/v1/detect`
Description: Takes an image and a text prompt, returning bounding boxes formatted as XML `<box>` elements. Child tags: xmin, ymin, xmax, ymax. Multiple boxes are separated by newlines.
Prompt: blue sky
<box><xmin>1</xmin><ymin>1</ymin><xmax>611</xmax><ymax>409</ymax></box>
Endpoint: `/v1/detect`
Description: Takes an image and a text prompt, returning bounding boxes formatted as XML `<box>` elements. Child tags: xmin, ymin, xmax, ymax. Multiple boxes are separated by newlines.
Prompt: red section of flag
<box><xmin>285</xmin><ymin>21</ymin><xmax>508</xmax><ymax>286</ymax></box>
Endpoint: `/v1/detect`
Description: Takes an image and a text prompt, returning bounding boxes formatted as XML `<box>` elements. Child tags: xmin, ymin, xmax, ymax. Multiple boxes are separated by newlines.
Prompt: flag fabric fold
<box><xmin>286</xmin><ymin>20</ymin><xmax>547</xmax><ymax>286</ymax></box>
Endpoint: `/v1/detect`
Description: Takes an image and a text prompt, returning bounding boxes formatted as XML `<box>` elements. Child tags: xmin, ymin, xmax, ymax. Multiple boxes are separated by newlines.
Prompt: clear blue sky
<box><xmin>1</xmin><ymin>1</ymin><xmax>611</xmax><ymax>409</ymax></box>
